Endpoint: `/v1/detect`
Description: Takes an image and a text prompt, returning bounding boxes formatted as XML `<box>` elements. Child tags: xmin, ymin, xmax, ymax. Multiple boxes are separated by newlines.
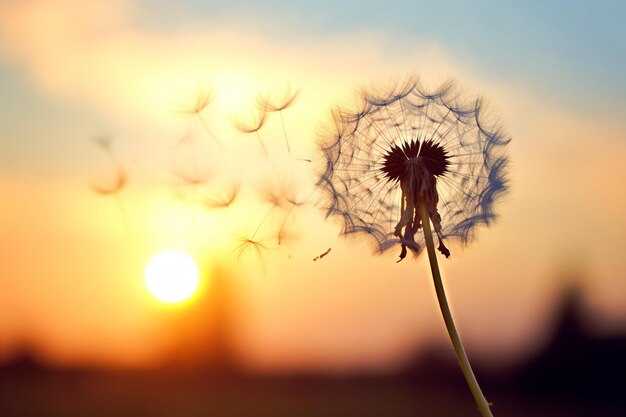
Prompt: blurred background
<box><xmin>1</xmin><ymin>1</ymin><xmax>625</xmax><ymax>416</ymax></box>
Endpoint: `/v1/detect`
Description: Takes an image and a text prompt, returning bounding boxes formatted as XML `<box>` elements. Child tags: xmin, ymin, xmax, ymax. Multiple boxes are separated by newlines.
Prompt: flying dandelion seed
<box><xmin>317</xmin><ymin>77</ymin><xmax>509</xmax><ymax>262</ymax></box>
<box><xmin>173</xmin><ymin>88</ymin><xmax>223</xmax><ymax>147</ymax></box>
<box><xmin>316</xmin><ymin>76</ymin><xmax>509</xmax><ymax>417</ymax></box>
<box><xmin>235</xmin><ymin>175</ymin><xmax>307</xmax><ymax>262</ymax></box>
<box><xmin>276</xmin><ymin>225</ymin><xmax>299</xmax><ymax>252</ymax></box>
<box><xmin>169</xmin><ymin>157</ymin><xmax>212</xmax><ymax>205</ymax></box>
<box><xmin>169</xmin><ymin>155</ymin><xmax>213</xmax><ymax>234</ymax></box>
<box><xmin>248</xmin><ymin>180</ymin><xmax>285</xmax><ymax>236</ymax></box>
<box><xmin>232</xmin><ymin>234</ymin><xmax>270</xmax><ymax>266</ymax></box>
<box><xmin>169</xmin><ymin>162</ymin><xmax>212</xmax><ymax>188</ymax></box>
<box><xmin>258</xmin><ymin>85</ymin><xmax>299</xmax><ymax>153</ymax></box>
<box><xmin>91</xmin><ymin>168</ymin><xmax>127</xmax><ymax>196</ymax></box>
<box><xmin>276</xmin><ymin>183</ymin><xmax>313</xmax><ymax>245</ymax></box>
<box><xmin>90</xmin><ymin>136</ymin><xmax>130</xmax><ymax>229</ymax></box>
<box><xmin>204</xmin><ymin>181</ymin><xmax>240</xmax><ymax>210</ymax></box>
<box><xmin>234</xmin><ymin>108</ymin><xmax>268</xmax><ymax>155</ymax></box>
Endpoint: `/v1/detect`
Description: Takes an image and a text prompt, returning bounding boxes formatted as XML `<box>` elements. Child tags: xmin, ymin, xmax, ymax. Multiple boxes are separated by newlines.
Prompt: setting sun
<box><xmin>145</xmin><ymin>251</ymin><xmax>199</xmax><ymax>303</ymax></box>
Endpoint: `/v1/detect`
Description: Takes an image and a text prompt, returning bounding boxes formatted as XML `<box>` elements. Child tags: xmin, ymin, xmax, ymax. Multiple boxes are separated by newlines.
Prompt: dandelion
<box><xmin>258</xmin><ymin>85</ymin><xmax>299</xmax><ymax>152</ymax></box>
<box><xmin>317</xmin><ymin>76</ymin><xmax>509</xmax><ymax>417</ymax></box>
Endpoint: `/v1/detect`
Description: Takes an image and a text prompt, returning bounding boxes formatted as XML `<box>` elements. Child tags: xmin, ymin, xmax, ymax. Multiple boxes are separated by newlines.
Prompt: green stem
<box><xmin>418</xmin><ymin>200</ymin><xmax>494</xmax><ymax>417</ymax></box>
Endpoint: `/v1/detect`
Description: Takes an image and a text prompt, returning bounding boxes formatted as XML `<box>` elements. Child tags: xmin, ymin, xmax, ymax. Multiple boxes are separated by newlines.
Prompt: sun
<box><xmin>145</xmin><ymin>251</ymin><xmax>199</xmax><ymax>303</ymax></box>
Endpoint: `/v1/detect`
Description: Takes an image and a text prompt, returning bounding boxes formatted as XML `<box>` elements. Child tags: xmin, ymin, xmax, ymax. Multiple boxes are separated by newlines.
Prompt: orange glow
<box><xmin>0</xmin><ymin>0</ymin><xmax>625</xmax><ymax>376</ymax></box>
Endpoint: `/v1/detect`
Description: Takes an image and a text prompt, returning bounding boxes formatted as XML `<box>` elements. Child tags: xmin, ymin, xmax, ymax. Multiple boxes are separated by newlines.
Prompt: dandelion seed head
<box><xmin>174</xmin><ymin>88</ymin><xmax>215</xmax><ymax>116</ymax></box>
<box><xmin>316</xmin><ymin>76</ymin><xmax>510</xmax><ymax>260</ymax></box>
<box><xmin>233</xmin><ymin>109</ymin><xmax>267</xmax><ymax>134</ymax></box>
<box><xmin>257</xmin><ymin>85</ymin><xmax>300</xmax><ymax>113</ymax></box>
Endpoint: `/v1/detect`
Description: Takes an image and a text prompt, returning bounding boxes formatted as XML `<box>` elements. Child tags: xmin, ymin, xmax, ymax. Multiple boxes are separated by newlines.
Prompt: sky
<box><xmin>0</xmin><ymin>0</ymin><xmax>625</xmax><ymax>373</ymax></box>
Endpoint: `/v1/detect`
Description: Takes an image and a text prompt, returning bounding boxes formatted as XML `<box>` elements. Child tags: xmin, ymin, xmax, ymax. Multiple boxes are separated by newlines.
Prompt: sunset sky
<box><xmin>1</xmin><ymin>0</ymin><xmax>625</xmax><ymax>373</ymax></box>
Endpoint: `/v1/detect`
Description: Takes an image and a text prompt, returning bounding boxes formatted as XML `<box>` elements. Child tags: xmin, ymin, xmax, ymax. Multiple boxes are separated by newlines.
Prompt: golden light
<box><xmin>145</xmin><ymin>251</ymin><xmax>199</xmax><ymax>303</ymax></box>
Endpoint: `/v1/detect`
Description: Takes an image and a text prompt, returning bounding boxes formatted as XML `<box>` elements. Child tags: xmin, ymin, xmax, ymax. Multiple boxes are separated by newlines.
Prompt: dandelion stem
<box><xmin>251</xmin><ymin>205</ymin><xmax>275</xmax><ymax>240</ymax></box>
<box><xmin>279</xmin><ymin>111</ymin><xmax>291</xmax><ymax>153</ymax></box>
<box><xmin>255</xmin><ymin>131</ymin><xmax>268</xmax><ymax>156</ymax></box>
<box><xmin>197</xmin><ymin>114</ymin><xmax>223</xmax><ymax>148</ymax></box>
<box><xmin>277</xmin><ymin>204</ymin><xmax>295</xmax><ymax>244</ymax></box>
<box><xmin>418</xmin><ymin>200</ymin><xmax>493</xmax><ymax>417</ymax></box>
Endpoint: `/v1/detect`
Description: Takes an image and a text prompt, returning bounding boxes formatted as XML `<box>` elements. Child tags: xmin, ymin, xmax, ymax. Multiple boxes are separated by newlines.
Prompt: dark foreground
<box><xmin>1</xmin><ymin>352</ymin><xmax>624</xmax><ymax>417</ymax></box>
<box><xmin>2</xmin><ymin>290</ymin><xmax>625</xmax><ymax>417</ymax></box>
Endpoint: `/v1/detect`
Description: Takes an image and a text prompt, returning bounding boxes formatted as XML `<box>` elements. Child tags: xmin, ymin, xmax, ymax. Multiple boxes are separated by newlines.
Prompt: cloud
<box><xmin>0</xmin><ymin>0</ymin><xmax>456</xmax><ymax>127</ymax></box>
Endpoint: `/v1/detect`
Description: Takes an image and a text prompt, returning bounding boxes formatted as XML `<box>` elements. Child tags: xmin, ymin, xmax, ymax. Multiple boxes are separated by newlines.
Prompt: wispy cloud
<box><xmin>0</xmin><ymin>0</ymin><xmax>456</xmax><ymax>124</ymax></box>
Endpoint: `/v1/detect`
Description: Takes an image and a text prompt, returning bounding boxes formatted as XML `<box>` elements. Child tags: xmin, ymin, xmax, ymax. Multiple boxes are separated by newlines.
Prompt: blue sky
<box><xmin>3</xmin><ymin>0</ymin><xmax>625</xmax><ymax>175</ymax></box>
<box><xmin>136</xmin><ymin>0</ymin><xmax>626</xmax><ymax>112</ymax></box>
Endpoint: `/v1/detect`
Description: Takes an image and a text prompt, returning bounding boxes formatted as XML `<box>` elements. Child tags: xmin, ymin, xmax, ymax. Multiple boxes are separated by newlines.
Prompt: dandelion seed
<box><xmin>91</xmin><ymin>168</ymin><xmax>129</xmax><ymax>226</ymax></box>
<box><xmin>235</xmin><ymin>176</ymin><xmax>306</xmax><ymax>264</ymax></box>
<box><xmin>316</xmin><ymin>76</ymin><xmax>509</xmax><ymax>417</ymax></box>
<box><xmin>234</xmin><ymin>109</ymin><xmax>268</xmax><ymax>155</ymax></box>
<box><xmin>276</xmin><ymin>182</ymin><xmax>312</xmax><ymax>245</ymax></box>
<box><xmin>258</xmin><ymin>180</ymin><xmax>285</xmax><ymax>209</ymax></box>
<box><xmin>169</xmin><ymin>155</ymin><xmax>213</xmax><ymax>235</ymax></box>
<box><xmin>276</xmin><ymin>204</ymin><xmax>296</xmax><ymax>246</ymax></box>
<box><xmin>169</xmin><ymin>160</ymin><xmax>212</xmax><ymax>224</ymax></box>
<box><xmin>276</xmin><ymin>225</ymin><xmax>298</xmax><ymax>247</ymax></box>
<box><xmin>169</xmin><ymin>162</ymin><xmax>212</xmax><ymax>187</ymax></box>
<box><xmin>174</xmin><ymin>88</ymin><xmax>223</xmax><ymax>147</ymax></box>
<box><xmin>90</xmin><ymin>137</ymin><xmax>130</xmax><ymax>230</ymax></box>
<box><xmin>204</xmin><ymin>181</ymin><xmax>240</xmax><ymax>209</ymax></box>
<box><xmin>258</xmin><ymin>85</ymin><xmax>299</xmax><ymax>152</ymax></box>
<box><xmin>232</xmin><ymin>234</ymin><xmax>269</xmax><ymax>266</ymax></box>
<box><xmin>91</xmin><ymin>168</ymin><xmax>127</xmax><ymax>195</ymax></box>
<box><xmin>249</xmin><ymin>189</ymin><xmax>282</xmax><ymax>239</ymax></box>
<box><xmin>177</xmin><ymin>88</ymin><xmax>213</xmax><ymax>115</ymax></box>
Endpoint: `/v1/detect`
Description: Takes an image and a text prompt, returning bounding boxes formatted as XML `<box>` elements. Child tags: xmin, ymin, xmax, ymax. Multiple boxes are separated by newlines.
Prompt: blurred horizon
<box><xmin>2</xmin><ymin>284</ymin><xmax>625</xmax><ymax>416</ymax></box>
